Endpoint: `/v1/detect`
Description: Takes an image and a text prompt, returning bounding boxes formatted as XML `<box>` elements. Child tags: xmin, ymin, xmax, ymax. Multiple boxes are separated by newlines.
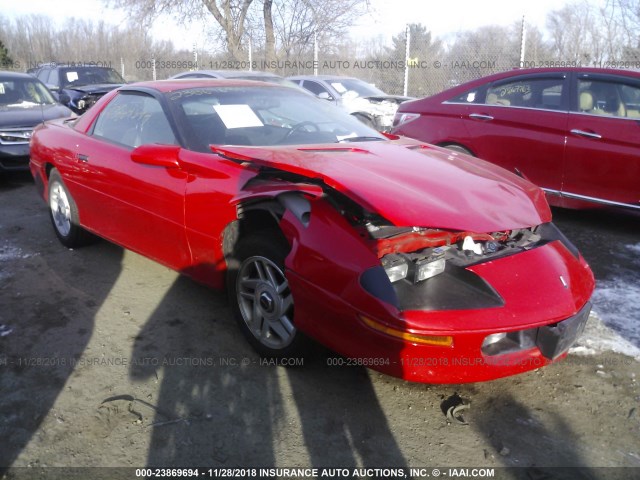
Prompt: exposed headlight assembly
<box><xmin>415</xmin><ymin>257</ymin><xmax>446</xmax><ymax>282</ymax></box>
<box><xmin>382</xmin><ymin>248</ymin><xmax>446</xmax><ymax>284</ymax></box>
<box><xmin>382</xmin><ymin>254</ymin><xmax>409</xmax><ymax>282</ymax></box>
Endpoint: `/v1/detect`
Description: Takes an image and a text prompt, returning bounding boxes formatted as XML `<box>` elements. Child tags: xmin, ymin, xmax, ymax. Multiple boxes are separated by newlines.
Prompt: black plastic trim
<box><xmin>360</xmin><ymin>263</ymin><xmax>504</xmax><ymax>312</ymax></box>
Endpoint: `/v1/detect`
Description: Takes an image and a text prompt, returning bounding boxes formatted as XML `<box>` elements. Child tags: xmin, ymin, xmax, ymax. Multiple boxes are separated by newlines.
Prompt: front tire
<box><xmin>227</xmin><ymin>230</ymin><xmax>306</xmax><ymax>358</ymax></box>
<box><xmin>48</xmin><ymin>169</ymin><xmax>90</xmax><ymax>248</ymax></box>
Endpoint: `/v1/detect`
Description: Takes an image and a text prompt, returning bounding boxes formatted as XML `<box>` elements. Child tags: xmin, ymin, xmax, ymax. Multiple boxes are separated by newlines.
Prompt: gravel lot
<box><xmin>1</xmin><ymin>172</ymin><xmax>639</xmax><ymax>479</ymax></box>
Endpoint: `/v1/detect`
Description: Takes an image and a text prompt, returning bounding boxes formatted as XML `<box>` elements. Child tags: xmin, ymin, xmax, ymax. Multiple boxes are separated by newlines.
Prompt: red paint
<box><xmin>393</xmin><ymin>67</ymin><xmax>640</xmax><ymax>209</ymax></box>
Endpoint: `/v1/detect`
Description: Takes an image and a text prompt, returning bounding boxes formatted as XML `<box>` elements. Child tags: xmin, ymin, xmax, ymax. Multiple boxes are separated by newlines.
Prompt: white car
<box><xmin>288</xmin><ymin>75</ymin><xmax>413</xmax><ymax>131</ymax></box>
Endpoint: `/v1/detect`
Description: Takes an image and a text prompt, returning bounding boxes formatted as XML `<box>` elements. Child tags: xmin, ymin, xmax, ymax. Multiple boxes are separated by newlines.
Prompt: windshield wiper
<box><xmin>338</xmin><ymin>136</ymin><xmax>385</xmax><ymax>143</ymax></box>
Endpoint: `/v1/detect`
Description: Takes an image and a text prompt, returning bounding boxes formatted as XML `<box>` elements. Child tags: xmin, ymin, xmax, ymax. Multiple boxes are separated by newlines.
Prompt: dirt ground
<box><xmin>1</xmin><ymin>173</ymin><xmax>639</xmax><ymax>479</ymax></box>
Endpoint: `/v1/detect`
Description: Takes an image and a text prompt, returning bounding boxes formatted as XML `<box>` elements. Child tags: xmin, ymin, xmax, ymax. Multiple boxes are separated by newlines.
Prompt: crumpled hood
<box><xmin>362</xmin><ymin>95</ymin><xmax>413</xmax><ymax>104</ymax></box>
<box><xmin>65</xmin><ymin>83</ymin><xmax>122</xmax><ymax>95</ymax></box>
<box><xmin>212</xmin><ymin>141</ymin><xmax>551</xmax><ymax>232</ymax></box>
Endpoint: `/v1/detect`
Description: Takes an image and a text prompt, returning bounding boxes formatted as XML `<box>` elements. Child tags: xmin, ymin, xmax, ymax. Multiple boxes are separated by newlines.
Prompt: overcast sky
<box><xmin>3</xmin><ymin>0</ymin><xmax>581</xmax><ymax>50</ymax></box>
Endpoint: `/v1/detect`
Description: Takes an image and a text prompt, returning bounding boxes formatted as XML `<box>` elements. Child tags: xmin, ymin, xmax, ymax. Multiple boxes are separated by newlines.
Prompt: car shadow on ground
<box><xmin>471</xmin><ymin>392</ymin><xmax>598</xmax><ymax>479</ymax></box>
<box><xmin>0</xmin><ymin>232</ymin><xmax>124</xmax><ymax>471</ymax></box>
<box><xmin>0</xmin><ymin>171</ymin><xmax>33</xmax><ymax>191</ymax></box>
<box><xmin>128</xmin><ymin>274</ymin><xmax>410</xmax><ymax>469</ymax></box>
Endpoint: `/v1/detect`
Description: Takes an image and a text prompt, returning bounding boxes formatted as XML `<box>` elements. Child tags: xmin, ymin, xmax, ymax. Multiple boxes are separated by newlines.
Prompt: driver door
<box><xmin>71</xmin><ymin>91</ymin><xmax>191</xmax><ymax>269</ymax></box>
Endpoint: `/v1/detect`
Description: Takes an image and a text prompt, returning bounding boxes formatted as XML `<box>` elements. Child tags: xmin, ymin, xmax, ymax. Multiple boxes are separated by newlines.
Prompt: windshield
<box><xmin>326</xmin><ymin>78</ymin><xmax>386</xmax><ymax>98</ymax></box>
<box><xmin>168</xmin><ymin>86</ymin><xmax>385</xmax><ymax>152</ymax></box>
<box><xmin>0</xmin><ymin>77</ymin><xmax>56</xmax><ymax>107</ymax></box>
<box><xmin>60</xmin><ymin>67</ymin><xmax>125</xmax><ymax>88</ymax></box>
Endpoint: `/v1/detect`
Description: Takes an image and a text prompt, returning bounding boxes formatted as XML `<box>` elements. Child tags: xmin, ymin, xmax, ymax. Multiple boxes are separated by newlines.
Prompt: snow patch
<box><xmin>626</xmin><ymin>243</ymin><xmax>640</xmax><ymax>255</ymax></box>
<box><xmin>0</xmin><ymin>243</ymin><xmax>34</xmax><ymax>261</ymax></box>
<box><xmin>572</xmin><ymin>311</ymin><xmax>640</xmax><ymax>360</ymax></box>
<box><xmin>571</xmin><ymin>242</ymin><xmax>640</xmax><ymax>360</ymax></box>
<box><xmin>0</xmin><ymin>242</ymin><xmax>37</xmax><ymax>281</ymax></box>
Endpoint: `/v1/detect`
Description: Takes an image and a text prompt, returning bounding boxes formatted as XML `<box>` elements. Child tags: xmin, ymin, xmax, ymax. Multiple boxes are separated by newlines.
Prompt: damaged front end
<box><xmin>363</xmin><ymin>220</ymin><xmax>582</xmax><ymax>312</ymax></box>
<box><xmin>344</xmin><ymin>95</ymin><xmax>410</xmax><ymax>131</ymax></box>
<box><xmin>219</xmin><ymin>143</ymin><xmax>594</xmax><ymax>382</ymax></box>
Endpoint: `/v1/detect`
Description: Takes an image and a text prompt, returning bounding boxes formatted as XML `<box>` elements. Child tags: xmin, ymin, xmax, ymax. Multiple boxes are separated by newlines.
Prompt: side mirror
<box><xmin>131</xmin><ymin>144</ymin><xmax>181</xmax><ymax>169</ymax></box>
<box><xmin>317</xmin><ymin>92</ymin><xmax>333</xmax><ymax>101</ymax></box>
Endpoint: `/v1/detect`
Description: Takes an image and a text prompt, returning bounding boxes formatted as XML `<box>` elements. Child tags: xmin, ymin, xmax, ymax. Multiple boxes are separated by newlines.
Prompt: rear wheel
<box><xmin>227</xmin><ymin>230</ymin><xmax>306</xmax><ymax>358</ymax></box>
<box><xmin>48</xmin><ymin>169</ymin><xmax>90</xmax><ymax>248</ymax></box>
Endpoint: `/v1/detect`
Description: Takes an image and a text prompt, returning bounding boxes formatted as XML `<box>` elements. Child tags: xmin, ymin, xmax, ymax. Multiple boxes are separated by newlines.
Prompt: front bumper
<box><xmin>289</xmin><ymin>240</ymin><xmax>595</xmax><ymax>384</ymax></box>
<box><xmin>0</xmin><ymin>145</ymin><xmax>31</xmax><ymax>172</ymax></box>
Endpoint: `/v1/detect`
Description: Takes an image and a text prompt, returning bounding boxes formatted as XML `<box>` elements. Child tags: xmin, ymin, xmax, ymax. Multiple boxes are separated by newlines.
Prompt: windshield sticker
<box><xmin>66</xmin><ymin>71</ymin><xmax>79</xmax><ymax>82</ymax></box>
<box><xmin>497</xmin><ymin>84</ymin><xmax>531</xmax><ymax>97</ymax></box>
<box><xmin>336</xmin><ymin>132</ymin><xmax>358</xmax><ymax>141</ymax></box>
<box><xmin>330</xmin><ymin>82</ymin><xmax>347</xmax><ymax>94</ymax></box>
<box><xmin>213</xmin><ymin>104</ymin><xmax>264</xmax><ymax>129</ymax></box>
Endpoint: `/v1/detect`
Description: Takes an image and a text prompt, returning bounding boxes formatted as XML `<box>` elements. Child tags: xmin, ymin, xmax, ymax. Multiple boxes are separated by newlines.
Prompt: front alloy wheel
<box><xmin>50</xmin><ymin>180</ymin><xmax>72</xmax><ymax>238</ymax></box>
<box><xmin>47</xmin><ymin>169</ymin><xmax>90</xmax><ymax>248</ymax></box>
<box><xmin>228</xmin><ymin>230</ymin><xmax>307</xmax><ymax>358</ymax></box>
<box><xmin>236</xmin><ymin>255</ymin><xmax>295</xmax><ymax>350</ymax></box>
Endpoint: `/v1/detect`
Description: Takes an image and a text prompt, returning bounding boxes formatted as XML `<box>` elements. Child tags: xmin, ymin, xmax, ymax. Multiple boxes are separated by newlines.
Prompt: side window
<box><xmin>486</xmin><ymin>78</ymin><xmax>564</xmax><ymax>110</ymax></box>
<box><xmin>448</xmin><ymin>88</ymin><xmax>480</xmax><ymax>104</ymax></box>
<box><xmin>92</xmin><ymin>92</ymin><xmax>177</xmax><ymax>148</ymax></box>
<box><xmin>36</xmin><ymin>69</ymin><xmax>49</xmax><ymax>83</ymax></box>
<box><xmin>577</xmin><ymin>79</ymin><xmax>640</xmax><ymax>118</ymax></box>
<box><xmin>46</xmin><ymin>69</ymin><xmax>59</xmax><ymax>87</ymax></box>
<box><xmin>302</xmin><ymin>80</ymin><xmax>332</xmax><ymax>98</ymax></box>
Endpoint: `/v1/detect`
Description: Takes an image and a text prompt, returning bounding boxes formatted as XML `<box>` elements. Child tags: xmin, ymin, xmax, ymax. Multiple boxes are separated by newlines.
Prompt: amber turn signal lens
<box><xmin>360</xmin><ymin>315</ymin><xmax>453</xmax><ymax>347</ymax></box>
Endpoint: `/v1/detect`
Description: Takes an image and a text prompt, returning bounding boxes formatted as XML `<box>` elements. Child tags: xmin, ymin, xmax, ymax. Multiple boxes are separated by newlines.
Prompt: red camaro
<box><xmin>30</xmin><ymin>80</ymin><xmax>595</xmax><ymax>383</ymax></box>
<box><xmin>392</xmin><ymin>67</ymin><xmax>640</xmax><ymax>211</ymax></box>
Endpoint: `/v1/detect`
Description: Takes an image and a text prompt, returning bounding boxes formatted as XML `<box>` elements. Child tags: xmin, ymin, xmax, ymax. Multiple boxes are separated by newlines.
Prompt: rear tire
<box><xmin>48</xmin><ymin>169</ymin><xmax>91</xmax><ymax>248</ymax></box>
<box><xmin>227</xmin><ymin>230</ymin><xmax>307</xmax><ymax>359</ymax></box>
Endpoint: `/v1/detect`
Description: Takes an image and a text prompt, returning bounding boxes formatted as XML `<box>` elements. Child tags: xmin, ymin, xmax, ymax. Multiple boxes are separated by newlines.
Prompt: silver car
<box><xmin>288</xmin><ymin>75</ymin><xmax>412</xmax><ymax>131</ymax></box>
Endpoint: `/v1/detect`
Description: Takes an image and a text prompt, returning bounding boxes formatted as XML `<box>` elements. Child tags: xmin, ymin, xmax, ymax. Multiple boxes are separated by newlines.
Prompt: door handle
<box><xmin>570</xmin><ymin>129</ymin><xmax>602</xmax><ymax>140</ymax></box>
<box><xmin>469</xmin><ymin>113</ymin><xmax>494</xmax><ymax>121</ymax></box>
<box><xmin>76</xmin><ymin>153</ymin><xmax>89</xmax><ymax>162</ymax></box>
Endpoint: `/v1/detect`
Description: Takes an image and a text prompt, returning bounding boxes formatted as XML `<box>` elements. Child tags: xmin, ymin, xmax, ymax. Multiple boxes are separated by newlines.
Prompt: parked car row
<box><xmin>5</xmin><ymin>63</ymin><xmax>637</xmax><ymax>384</ymax></box>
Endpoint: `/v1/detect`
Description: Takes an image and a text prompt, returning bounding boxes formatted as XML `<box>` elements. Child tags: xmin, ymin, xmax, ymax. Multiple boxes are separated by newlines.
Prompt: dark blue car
<box><xmin>32</xmin><ymin>65</ymin><xmax>125</xmax><ymax>114</ymax></box>
<box><xmin>0</xmin><ymin>71</ymin><xmax>73</xmax><ymax>173</ymax></box>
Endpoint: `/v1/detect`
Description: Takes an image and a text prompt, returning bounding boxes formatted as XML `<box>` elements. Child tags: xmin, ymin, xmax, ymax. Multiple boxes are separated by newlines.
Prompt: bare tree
<box><xmin>546</xmin><ymin>1</ymin><xmax>621</xmax><ymax>65</ymax></box>
<box><xmin>606</xmin><ymin>0</ymin><xmax>640</xmax><ymax>61</ymax></box>
<box><xmin>263</xmin><ymin>0</ymin><xmax>276</xmax><ymax>65</ymax></box>
<box><xmin>110</xmin><ymin>0</ymin><xmax>369</xmax><ymax>66</ymax></box>
<box><xmin>1</xmin><ymin>14</ymin><xmax>184</xmax><ymax>80</ymax></box>
<box><xmin>107</xmin><ymin>0</ymin><xmax>255</xmax><ymax>61</ymax></box>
